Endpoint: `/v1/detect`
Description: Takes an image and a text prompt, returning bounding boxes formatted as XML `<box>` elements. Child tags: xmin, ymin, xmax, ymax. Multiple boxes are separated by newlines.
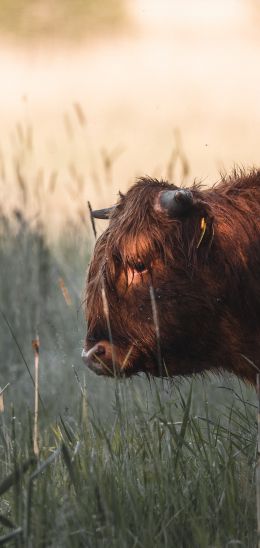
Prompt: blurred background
<box><xmin>0</xmin><ymin>0</ymin><xmax>260</xmax><ymax>232</ymax></box>
<box><xmin>0</xmin><ymin>0</ymin><xmax>259</xmax><ymax>416</ymax></box>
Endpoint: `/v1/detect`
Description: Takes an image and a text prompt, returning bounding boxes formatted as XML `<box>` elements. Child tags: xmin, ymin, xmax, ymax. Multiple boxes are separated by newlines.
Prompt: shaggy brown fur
<box><xmin>84</xmin><ymin>169</ymin><xmax>260</xmax><ymax>384</ymax></box>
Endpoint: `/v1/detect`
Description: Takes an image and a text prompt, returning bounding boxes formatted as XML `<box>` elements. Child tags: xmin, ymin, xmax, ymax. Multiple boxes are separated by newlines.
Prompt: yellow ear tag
<box><xmin>197</xmin><ymin>217</ymin><xmax>207</xmax><ymax>249</ymax></box>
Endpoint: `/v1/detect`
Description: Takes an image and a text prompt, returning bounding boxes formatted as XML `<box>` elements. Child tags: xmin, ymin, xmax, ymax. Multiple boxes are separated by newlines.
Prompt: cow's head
<box><xmin>82</xmin><ymin>178</ymin><xmax>216</xmax><ymax>378</ymax></box>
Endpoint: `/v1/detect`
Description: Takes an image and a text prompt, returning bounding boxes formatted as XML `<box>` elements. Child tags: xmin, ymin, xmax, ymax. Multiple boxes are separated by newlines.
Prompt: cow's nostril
<box><xmin>82</xmin><ymin>341</ymin><xmax>110</xmax><ymax>375</ymax></box>
<box><xmin>96</xmin><ymin>344</ymin><xmax>106</xmax><ymax>356</ymax></box>
<box><xmin>83</xmin><ymin>342</ymin><xmax>106</xmax><ymax>363</ymax></box>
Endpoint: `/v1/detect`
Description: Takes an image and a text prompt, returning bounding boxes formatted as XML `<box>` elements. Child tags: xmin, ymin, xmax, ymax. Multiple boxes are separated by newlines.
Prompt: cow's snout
<box><xmin>82</xmin><ymin>340</ymin><xmax>116</xmax><ymax>376</ymax></box>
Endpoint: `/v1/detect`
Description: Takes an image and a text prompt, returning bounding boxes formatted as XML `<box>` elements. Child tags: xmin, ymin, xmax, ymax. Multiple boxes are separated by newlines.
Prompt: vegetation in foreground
<box><xmin>0</xmin><ymin>379</ymin><xmax>257</xmax><ymax>547</ymax></box>
<box><xmin>0</xmin><ymin>207</ymin><xmax>257</xmax><ymax>547</ymax></box>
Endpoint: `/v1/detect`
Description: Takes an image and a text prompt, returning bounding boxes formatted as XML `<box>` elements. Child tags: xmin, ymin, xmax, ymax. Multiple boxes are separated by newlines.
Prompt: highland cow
<box><xmin>82</xmin><ymin>170</ymin><xmax>260</xmax><ymax>385</ymax></box>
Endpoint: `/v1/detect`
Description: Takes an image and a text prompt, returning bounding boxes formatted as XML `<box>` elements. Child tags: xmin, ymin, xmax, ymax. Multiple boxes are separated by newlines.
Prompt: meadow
<box><xmin>0</xmin><ymin>118</ymin><xmax>258</xmax><ymax>547</ymax></box>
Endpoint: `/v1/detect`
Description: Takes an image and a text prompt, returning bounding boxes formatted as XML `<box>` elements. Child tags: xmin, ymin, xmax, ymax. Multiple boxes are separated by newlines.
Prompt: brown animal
<box><xmin>82</xmin><ymin>169</ymin><xmax>260</xmax><ymax>385</ymax></box>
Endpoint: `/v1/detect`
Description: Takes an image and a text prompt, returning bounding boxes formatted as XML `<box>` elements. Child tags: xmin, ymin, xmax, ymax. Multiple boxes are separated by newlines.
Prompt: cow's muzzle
<box><xmin>82</xmin><ymin>340</ymin><xmax>121</xmax><ymax>376</ymax></box>
<box><xmin>82</xmin><ymin>343</ymin><xmax>108</xmax><ymax>375</ymax></box>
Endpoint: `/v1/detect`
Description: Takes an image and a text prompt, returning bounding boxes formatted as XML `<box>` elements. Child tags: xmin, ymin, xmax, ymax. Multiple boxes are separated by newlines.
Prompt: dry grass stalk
<box><xmin>77</xmin><ymin>206</ymin><xmax>87</xmax><ymax>226</ymax></box>
<box><xmin>48</xmin><ymin>170</ymin><xmax>58</xmax><ymax>193</ymax></box>
<box><xmin>0</xmin><ymin>391</ymin><xmax>3</xmax><ymax>413</ymax></box>
<box><xmin>149</xmin><ymin>285</ymin><xmax>163</xmax><ymax>376</ymax></box>
<box><xmin>81</xmin><ymin>377</ymin><xmax>88</xmax><ymax>427</ymax></box>
<box><xmin>101</xmin><ymin>280</ymin><xmax>117</xmax><ymax>375</ymax></box>
<box><xmin>257</xmin><ymin>372</ymin><xmax>260</xmax><ymax>547</ymax></box>
<box><xmin>15</xmin><ymin>159</ymin><xmax>28</xmax><ymax>207</ymax></box>
<box><xmin>26</xmin><ymin>124</ymin><xmax>33</xmax><ymax>151</ymax></box>
<box><xmin>0</xmin><ymin>383</ymin><xmax>10</xmax><ymax>413</ymax></box>
<box><xmin>88</xmin><ymin>201</ymin><xmax>97</xmax><ymax>239</ymax></box>
<box><xmin>73</xmin><ymin>102</ymin><xmax>87</xmax><ymax>127</ymax></box>
<box><xmin>166</xmin><ymin>128</ymin><xmax>190</xmax><ymax>183</ymax></box>
<box><xmin>59</xmin><ymin>277</ymin><xmax>72</xmax><ymax>306</ymax></box>
<box><xmin>101</xmin><ymin>146</ymin><xmax>123</xmax><ymax>186</ymax></box>
<box><xmin>101</xmin><ymin>285</ymin><xmax>109</xmax><ymax>320</ymax></box>
<box><xmin>121</xmin><ymin>345</ymin><xmax>134</xmax><ymax>370</ymax></box>
<box><xmin>32</xmin><ymin>336</ymin><xmax>40</xmax><ymax>457</ymax></box>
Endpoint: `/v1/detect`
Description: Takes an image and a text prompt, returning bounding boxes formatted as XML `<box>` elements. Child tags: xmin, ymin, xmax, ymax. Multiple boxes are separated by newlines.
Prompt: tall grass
<box><xmin>0</xmin><ymin>378</ymin><xmax>257</xmax><ymax>547</ymax></box>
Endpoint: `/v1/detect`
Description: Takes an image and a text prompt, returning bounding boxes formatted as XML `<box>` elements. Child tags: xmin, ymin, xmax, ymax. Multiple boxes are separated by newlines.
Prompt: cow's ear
<box><xmin>182</xmin><ymin>199</ymin><xmax>214</xmax><ymax>262</ymax></box>
<box><xmin>157</xmin><ymin>188</ymin><xmax>213</xmax><ymax>259</ymax></box>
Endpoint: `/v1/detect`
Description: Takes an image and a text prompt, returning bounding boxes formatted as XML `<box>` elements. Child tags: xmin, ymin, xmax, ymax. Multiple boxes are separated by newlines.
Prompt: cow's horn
<box><xmin>91</xmin><ymin>206</ymin><xmax>115</xmax><ymax>220</ymax></box>
<box><xmin>159</xmin><ymin>189</ymin><xmax>194</xmax><ymax>217</ymax></box>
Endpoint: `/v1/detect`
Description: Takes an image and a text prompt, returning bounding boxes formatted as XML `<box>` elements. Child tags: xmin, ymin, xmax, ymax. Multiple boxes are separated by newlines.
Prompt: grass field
<box><xmin>0</xmin><ymin>156</ymin><xmax>258</xmax><ymax>546</ymax></box>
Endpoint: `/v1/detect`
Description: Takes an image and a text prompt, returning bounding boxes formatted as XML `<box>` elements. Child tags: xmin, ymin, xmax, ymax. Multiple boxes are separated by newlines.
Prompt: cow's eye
<box><xmin>133</xmin><ymin>261</ymin><xmax>147</xmax><ymax>274</ymax></box>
